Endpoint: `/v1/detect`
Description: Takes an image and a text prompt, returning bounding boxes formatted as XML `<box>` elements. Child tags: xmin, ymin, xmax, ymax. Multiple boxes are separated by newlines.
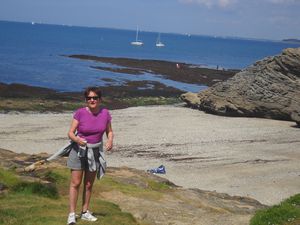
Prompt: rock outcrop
<box><xmin>181</xmin><ymin>48</ymin><xmax>300</xmax><ymax>125</ymax></box>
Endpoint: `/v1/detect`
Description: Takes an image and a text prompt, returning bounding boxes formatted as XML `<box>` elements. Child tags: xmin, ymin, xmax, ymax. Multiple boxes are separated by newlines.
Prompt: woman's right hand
<box><xmin>76</xmin><ymin>137</ymin><xmax>87</xmax><ymax>146</ymax></box>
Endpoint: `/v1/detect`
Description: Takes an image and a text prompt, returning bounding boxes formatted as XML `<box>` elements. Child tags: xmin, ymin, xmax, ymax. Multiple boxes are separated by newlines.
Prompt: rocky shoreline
<box><xmin>181</xmin><ymin>48</ymin><xmax>300</xmax><ymax>126</ymax></box>
<box><xmin>0</xmin><ymin>81</ymin><xmax>182</xmax><ymax>112</ymax></box>
<box><xmin>0</xmin><ymin>56</ymin><xmax>236</xmax><ymax>112</ymax></box>
<box><xmin>67</xmin><ymin>54</ymin><xmax>237</xmax><ymax>87</ymax></box>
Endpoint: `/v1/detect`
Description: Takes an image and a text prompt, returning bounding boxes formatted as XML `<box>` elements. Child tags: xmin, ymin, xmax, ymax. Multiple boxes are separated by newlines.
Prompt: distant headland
<box><xmin>282</xmin><ymin>38</ymin><xmax>300</xmax><ymax>44</ymax></box>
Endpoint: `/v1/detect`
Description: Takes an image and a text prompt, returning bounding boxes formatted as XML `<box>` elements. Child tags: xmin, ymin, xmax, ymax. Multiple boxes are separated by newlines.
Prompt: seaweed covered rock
<box><xmin>181</xmin><ymin>48</ymin><xmax>300</xmax><ymax>125</ymax></box>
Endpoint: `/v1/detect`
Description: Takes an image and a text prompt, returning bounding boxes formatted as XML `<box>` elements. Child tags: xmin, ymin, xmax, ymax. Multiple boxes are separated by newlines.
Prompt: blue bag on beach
<box><xmin>147</xmin><ymin>165</ymin><xmax>166</xmax><ymax>174</ymax></box>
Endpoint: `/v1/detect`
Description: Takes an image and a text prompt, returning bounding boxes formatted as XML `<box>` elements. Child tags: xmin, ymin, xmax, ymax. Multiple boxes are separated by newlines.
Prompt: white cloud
<box><xmin>178</xmin><ymin>0</ymin><xmax>212</xmax><ymax>8</ymax></box>
<box><xmin>178</xmin><ymin>0</ymin><xmax>299</xmax><ymax>8</ymax></box>
<box><xmin>219</xmin><ymin>0</ymin><xmax>233</xmax><ymax>8</ymax></box>
<box><xmin>178</xmin><ymin>0</ymin><xmax>236</xmax><ymax>8</ymax></box>
<box><xmin>267</xmin><ymin>0</ymin><xmax>297</xmax><ymax>3</ymax></box>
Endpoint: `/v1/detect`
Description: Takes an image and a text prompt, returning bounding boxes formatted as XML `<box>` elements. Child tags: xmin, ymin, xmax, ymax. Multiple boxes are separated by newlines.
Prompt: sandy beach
<box><xmin>0</xmin><ymin>105</ymin><xmax>299</xmax><ymax>205</ymax></box>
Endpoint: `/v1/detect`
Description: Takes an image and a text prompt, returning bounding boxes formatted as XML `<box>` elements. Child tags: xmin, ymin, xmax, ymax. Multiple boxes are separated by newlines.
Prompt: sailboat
<box><xmin>131</xmin><ymin>26</ymin><xmax>143</xmax><ymax>46</ymax></box>
<box><xmin>156</xmin><ymin>33</ymin><xmax>165</xmax><ymax>47</ymax></box>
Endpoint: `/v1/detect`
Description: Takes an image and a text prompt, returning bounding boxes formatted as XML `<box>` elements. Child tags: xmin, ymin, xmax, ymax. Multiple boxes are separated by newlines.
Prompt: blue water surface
<box><xmin>0</xmin><ymin>21</ymin><xmax>299</xmax><ymax>92</ymax></box>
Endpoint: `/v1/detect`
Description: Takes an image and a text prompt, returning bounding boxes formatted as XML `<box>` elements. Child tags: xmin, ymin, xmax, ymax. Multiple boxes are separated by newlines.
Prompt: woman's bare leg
<box><xmin>69</xmin><ymin>170</ymin><xmax>83</xmax><ymax>213</ymax></box>
<box><xmin>82</xmin><ymin>170</ymin><xmax>97</xmax><ymax>212</ymax></box>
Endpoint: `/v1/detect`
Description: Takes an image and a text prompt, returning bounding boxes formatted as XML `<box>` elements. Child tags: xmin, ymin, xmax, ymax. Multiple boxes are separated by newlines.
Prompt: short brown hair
<box><xmin>84</xmin><ymin>87</ymin><xmax>102</xmax><ymax>99</ymax></box>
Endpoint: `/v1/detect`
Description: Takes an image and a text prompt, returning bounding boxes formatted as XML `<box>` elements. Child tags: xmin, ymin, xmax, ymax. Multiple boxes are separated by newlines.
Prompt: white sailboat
<box><xmin>131</xmin><ymin>26</ymin><xmax>143</xmax><ymax>46</ymax></box>
<box><xmin>156</xmin><ymin>33</ymin><xmax>165</xmax><ymax>47</ymax></box>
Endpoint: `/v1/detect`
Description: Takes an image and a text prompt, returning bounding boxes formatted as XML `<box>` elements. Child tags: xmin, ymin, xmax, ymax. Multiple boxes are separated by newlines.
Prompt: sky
<box><xmin>1</xmin><ymin>0</ymin><xmax>300</xmax><ymax>40</ymax></box>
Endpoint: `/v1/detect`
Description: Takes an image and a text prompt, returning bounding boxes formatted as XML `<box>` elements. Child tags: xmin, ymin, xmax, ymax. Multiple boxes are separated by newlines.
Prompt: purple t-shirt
<box><xmin>73</xmin><ymin>107</ymin><xmax>112</xmax><ymax>144</ymax></box>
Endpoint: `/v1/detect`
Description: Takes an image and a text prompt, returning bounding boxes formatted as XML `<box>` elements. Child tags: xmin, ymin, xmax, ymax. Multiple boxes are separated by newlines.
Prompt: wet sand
<box><xmin>0</xmin><ymin>105</ymin><xmax>299</xmax><ymax>205</ymax></box>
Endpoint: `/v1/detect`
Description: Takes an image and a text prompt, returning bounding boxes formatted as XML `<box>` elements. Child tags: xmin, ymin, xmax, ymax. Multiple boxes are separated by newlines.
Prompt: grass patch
<box><xmin>122</xmin><ymin>96</ymin><xmax>180</xmax><ymax>107</ymax></box>
<box><xmin>0</xmin><ymin>97</ymin><xmax>83</xmax><ymax>112</ymax></box>
<box><xmin>0</xmin><ymin>167</ymin><xmax>141</xmax><ymax>225</ymax></box>
<box><xmin>98</xmin><ymin>176</ymin><xmax>153</xmax><ymax>197</ymax></box>
<box><xmin>0</xmin><ymin>167</ymin><xmax>59</xmax><ymax>199</ymax></box>
<box><xmin>12</xmin><ymin>182</ymin><xmax>59</xmax><ymax>199</ymax></box>
<box><xmin>97</xmin><ymin>175</ymin><xmax>171</xmax><ymax>200</ymax></box>
<box><xmin>250</xmin><ymin>194</ymin><xmax>300</xmax><ymax>225</ymax></box>
<box><xmin>0</xmin><ymin>96</ymin><xmax>180</xmax><ymax>113</ymax></box>
<box><xmin>43</xmin><ymin>170</ymin><xmax>67</xmax><ymax>184</ymax></box>
<box><xmin>0</xmin><ymin>168</ymin><xmax>19</xmax><ymax>188</ymax></box>
<box><xmin>0</xmin><ymin>195</ymin><xmax>140</xmax><ymax>225</ymax></box>
<box><xmin>91</xmin><ymin>199</ymin><xmax>139</xmax><ymax>225</ymax></box>
<box><xmin>145</xmin><ymin>178</ymin><xmax>171</xmax><ymax>191</ymax></box>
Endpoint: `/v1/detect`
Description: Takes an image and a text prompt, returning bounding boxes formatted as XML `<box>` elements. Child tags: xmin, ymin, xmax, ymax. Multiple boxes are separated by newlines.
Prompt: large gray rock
<box><xmin>181</xmin><ymin>48</ymin><xmax>300</xmax><ymax>125</ymax></box>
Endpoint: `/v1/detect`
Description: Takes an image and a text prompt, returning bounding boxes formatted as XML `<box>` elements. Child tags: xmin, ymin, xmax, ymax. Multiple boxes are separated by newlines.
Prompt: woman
<box><xmin>66</xmin><ymin>87</ymin><xmax>113</xmax><ymax>225</ymax></box>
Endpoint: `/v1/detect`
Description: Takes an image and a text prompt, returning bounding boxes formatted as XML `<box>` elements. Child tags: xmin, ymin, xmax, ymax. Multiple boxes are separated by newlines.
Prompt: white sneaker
<box><xmin>81</xmin><ymin>210</ymin><xmax>98</xmax><ymax>222</ymax></box>
<box><xmin>67</xmin><ymin>212</ymin><xmax>76</xmax><ymax>225</ymax></box>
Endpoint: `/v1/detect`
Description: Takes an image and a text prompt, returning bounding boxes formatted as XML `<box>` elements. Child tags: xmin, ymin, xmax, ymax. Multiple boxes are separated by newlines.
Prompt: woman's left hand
<box><xmin>105</xmin><ymin>140</ymin><xmax>113</xmax><ymax>151</ymax></box>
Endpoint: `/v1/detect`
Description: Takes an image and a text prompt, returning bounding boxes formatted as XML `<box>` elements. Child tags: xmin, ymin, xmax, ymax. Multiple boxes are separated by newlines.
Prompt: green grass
<box><xmin>146</xmin><ymin>179</ymin><xmax>171</xmax><ymax>191</ymax></box>
<box><xmin>122</xmin><ymin>96</ymin><xmax>180</xmax><ymax>107</ymax></box>
<box><xmin>0</xmin><ymin>193</ymin><xmax>140</xmax><ymax>225</ymax></box>
<box><xmin>0</xmin><ymin>168</ymin><xmax>19</xmax><ymax>187</ymax></box>
<box><xmin>96</xmin><ymin>175</ymin><xmax>171</xmax><ymax>200</ymax></box>
<box><xmin>0</xmin><ymin>97</ymin><xmax>83</xmax><ymax>112</ymax></box>
<box><xmin>0</xmin><ymin>167</ymin><xmax>141</xmax><ymax>225</ymax></box>
<box><xmin>43</xmin><ymin>170</ymin><xmax>67</xmax><ymax>184</ymax></box>
<box><xmin>250</xmin><ymin>194</ymin><xmax>300</xmax><ymax>225</ymax></box>
<box><xmin>90</xmin><ymin>199</ymin><xmax>139</xmax><ymax>225</ymax></box>
<box><xmin>12</xmin><ymin>182</ymin><xmax>59</xmax><ymax>199</ymax></box>
<box><xmin>0</xmin><ymin>96</ymin><xmax>180</xmax><ymax>113</ymax></box>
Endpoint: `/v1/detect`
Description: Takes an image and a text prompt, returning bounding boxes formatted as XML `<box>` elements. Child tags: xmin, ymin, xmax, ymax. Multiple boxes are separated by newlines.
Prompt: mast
<box><xmin>136</xmin><ymin>26</ymin><xmax>139</xmax><ymax>42</ymax></box>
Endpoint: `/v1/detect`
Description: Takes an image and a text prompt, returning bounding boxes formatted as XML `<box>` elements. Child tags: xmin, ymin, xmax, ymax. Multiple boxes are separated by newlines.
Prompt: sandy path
<box><xmin>0</xmin><ymin>105</ymin><xmax>299</xmax><ymax>205</ymax></box>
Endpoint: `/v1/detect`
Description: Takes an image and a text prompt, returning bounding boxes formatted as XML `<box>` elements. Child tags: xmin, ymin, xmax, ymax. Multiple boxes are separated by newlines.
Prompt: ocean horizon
<box><xmin>0</xmin><ymin>20</ymin><xmax>299</xmax><ymax>92</ymax></box>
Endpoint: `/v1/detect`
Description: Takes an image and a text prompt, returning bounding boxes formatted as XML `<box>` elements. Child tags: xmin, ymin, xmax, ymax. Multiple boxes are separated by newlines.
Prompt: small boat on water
<box><xmin>131</xmin><ymin>26</ymin><xmax>143</xmax><ymax>46</ymax></box>
<box><xmin>156</xmin><ymin>33</ymin><xmax>165</xmax><ymax>47</ymax></box>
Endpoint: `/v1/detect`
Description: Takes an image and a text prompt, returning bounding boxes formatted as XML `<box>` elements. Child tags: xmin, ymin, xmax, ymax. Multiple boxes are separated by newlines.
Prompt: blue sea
<box><xmin>0</xmin><ymin>20</ymin><xmax>299</xmax><ymax>92</ymax></box>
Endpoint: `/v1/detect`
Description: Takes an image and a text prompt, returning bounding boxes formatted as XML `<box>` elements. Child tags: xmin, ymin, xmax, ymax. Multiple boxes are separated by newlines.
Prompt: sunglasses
<box><xmin>86</xmin><ymin>96</ymin><xmax>100</xmax><ymax>101</ymax></box>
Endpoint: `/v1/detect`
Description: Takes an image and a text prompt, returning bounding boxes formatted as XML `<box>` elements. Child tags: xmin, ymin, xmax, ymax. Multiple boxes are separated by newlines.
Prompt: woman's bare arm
<box><xmin>105</xmin><ymin>122</ymin><xmax>113</xmax><ymax>151</ymax></box>
<box><xmin>68</xmin><ymin>119</ymin><xmax>86</xmax><ymax>146</ymax></box>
